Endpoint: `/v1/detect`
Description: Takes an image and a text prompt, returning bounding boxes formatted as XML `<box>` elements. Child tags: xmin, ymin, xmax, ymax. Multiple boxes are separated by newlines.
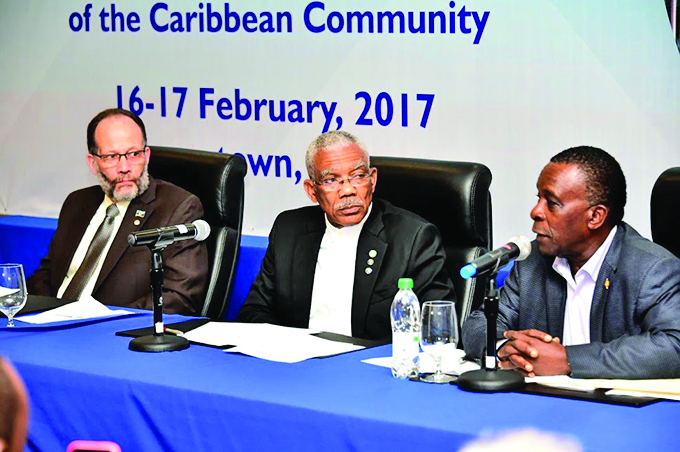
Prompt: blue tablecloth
<box><xmin>0</xmin><ymin>313</ymin><xmax>677</xmax><ymax>452</ymax></box>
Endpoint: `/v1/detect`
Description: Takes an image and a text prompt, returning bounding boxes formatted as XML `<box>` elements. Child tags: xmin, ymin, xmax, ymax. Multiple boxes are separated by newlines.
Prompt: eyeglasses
<box><xmin>314</xmin><ymin>171</ymin><xmax>373</xmax><ymax>191</ymax></box>
<box><xmin>93</xmin><ymin>150</ymin><xmax>146</xmax><ymax>167</ymax></box>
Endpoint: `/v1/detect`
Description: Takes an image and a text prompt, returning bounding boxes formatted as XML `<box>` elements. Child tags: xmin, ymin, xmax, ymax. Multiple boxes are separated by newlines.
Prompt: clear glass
<box><xmin>0</xmin><ymin>264</ymin><xmax>28</xmax><ymax>327</ymax></box>
<box><xmin>420</xmin><ymin>300</ymin><xmax>458</xmax><ymax>383</ymax></box>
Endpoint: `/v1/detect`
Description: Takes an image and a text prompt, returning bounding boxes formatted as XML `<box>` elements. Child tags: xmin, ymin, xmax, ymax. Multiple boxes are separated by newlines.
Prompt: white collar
<box><xmin>553</xmin><ymin>225</ymin><xmax>618</xmax><ymax>281</ymax></box>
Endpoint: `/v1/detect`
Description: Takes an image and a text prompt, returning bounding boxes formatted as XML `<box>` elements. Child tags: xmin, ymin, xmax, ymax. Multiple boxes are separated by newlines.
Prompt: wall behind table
<box><xmin>1</xmin><ymin>1</ymin><xmax>678</xmax><ymax>245</ymax></box>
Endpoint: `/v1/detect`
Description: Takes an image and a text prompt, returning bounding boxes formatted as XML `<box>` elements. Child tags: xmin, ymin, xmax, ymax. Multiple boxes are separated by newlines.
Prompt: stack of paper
<box><xmin>183</xmin><ymin>322</ymin><xmax>364</xmax><ymax>363</ymax></box>
<box><xmin>16</xmin><ymin>296</ymin><xmax>134</xmax><ymax>324</ymax></box>
<box><xmin>527</xmin><ymin>375</ymin><xmax>680</xmax><ymax>401</ymax></box>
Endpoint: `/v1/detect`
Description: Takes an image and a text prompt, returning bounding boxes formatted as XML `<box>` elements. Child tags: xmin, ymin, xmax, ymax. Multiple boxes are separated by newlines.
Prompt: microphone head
<box><xmin>193</xmin><ymin>220</ymin><xmax>211</xmax><ymax>242</ymax></box>
<box><xmin>508</xmin><ymin>235</ymin><xmax>531</xmax><ymax>261</ymax></box>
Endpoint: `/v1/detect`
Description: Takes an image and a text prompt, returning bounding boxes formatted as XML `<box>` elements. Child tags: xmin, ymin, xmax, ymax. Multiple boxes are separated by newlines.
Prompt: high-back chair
<box><xmin>148</xmin><ymin>147</ymin><xmax>247</xmax><ymax>319</ymax></box>
<box><xmin>651</xmin><ymin>166</ymin><xmax>680</xmax><ymax>259</ymax></box>
<box><xmin>371</xmin><ymin>157</ymin><xmax>492</xmax><ymax>326</ymax></box>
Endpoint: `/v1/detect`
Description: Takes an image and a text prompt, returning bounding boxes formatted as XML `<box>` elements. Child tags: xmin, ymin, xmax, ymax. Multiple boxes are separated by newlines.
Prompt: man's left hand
<box><xmin>504</xmin><ymin>330</ymin><xmax>571</xmax><ymax>376</ymax></box>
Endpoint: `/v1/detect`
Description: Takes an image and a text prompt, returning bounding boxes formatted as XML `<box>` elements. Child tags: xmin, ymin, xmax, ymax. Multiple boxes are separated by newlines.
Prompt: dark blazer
<box><xmin>462</xmin><ymin>223</ymin><xmax>680</xmax><ymax>379</ymax></box>
<box><xmin>27</xmin><ymin>178</ymin><xmax>208</xmax><ymax>315</ymax></box>
<box><xmin>237</xmin><ymin>199</ymin><xmax>456</xmax><ymax>340</ymax></box>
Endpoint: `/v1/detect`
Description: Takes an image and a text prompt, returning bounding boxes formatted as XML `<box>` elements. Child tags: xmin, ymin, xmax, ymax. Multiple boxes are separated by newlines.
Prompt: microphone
<box><xmin>128</xmin><ymin>220</ymin><xmax>211</xmax><ymax>247</ymax></box>
<box><xmin>460</xmin><ymin>235</ymin><xmax>531</xmax><ymax>279</ymax></box>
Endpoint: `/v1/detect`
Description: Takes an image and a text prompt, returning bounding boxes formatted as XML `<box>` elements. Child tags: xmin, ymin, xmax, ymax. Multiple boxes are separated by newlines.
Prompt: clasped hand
<box><xmin>497</xmin><ymin>329</ymin><xmax>571</xmax><ymax>377</ymax></box>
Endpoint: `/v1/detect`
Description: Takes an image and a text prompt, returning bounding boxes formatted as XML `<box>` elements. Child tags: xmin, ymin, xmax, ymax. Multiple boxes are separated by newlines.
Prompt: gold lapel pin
<box><xmin>604</xmin><ymin>278</ymin><xmax>610</xmax><ymax>290</ymax></box>
<box><xmin>133</xmin><ymin>219</ymin><xmax>141</xmax><ymax>226</ymax></box>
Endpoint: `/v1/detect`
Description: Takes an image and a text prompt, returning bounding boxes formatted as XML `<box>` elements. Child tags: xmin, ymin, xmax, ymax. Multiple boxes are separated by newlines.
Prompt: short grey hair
<box><xmin>305</xmin><ymin>131</ymin><xmax>370</xmax><ymax>179</ymax></box>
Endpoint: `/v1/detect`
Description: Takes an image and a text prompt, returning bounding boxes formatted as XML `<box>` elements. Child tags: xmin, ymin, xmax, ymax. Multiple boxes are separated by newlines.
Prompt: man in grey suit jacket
<box><xmin>462</xmin><ymin>146</ymin><xmax>680</xmax><ymax>379</ymax></box>
<box><xmin>237</xmin><ymin>131</ymin><xmax>455</xmax><ymax>340</ymax></box>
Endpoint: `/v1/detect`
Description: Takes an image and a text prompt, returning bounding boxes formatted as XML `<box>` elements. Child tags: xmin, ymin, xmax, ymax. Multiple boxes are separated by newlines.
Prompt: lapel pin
<box><xmin>135</xmin><ymin>210</ymin><xmax>146</xmax><ymax>218</ymax></box>
<box><xmin>604</xmin><ymin>278</ymin><xmax>610</xmax><ymax>290</ymax></box>
<box><xmin>367</xmin><ymin>258</ymin><xmax>374</xmax><ymax>266</ymax></box>
<box><xmin>368</xmin><ymin>249</ymin><xmax>377</xmax><ymax>258</ymax></box>
<box><xmin>133</xmin><ymin>219</ymin><xmax>141</xmax><ymax>226</ymax></box>
<box><xmin>365</xmin><ymin>267</ymin><xmax>373</xmax><ymax>275</ymax></box>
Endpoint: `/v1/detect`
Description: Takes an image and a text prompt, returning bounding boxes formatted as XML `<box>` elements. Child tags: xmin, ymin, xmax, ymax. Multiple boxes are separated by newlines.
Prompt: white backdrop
<box><xmin>1</xmin><ymin>0</ymin><xmax>678</xmax><ymax>244</ymax></box>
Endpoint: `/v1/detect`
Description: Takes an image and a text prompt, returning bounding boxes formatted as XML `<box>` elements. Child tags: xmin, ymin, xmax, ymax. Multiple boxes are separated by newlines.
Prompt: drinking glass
<box><xmin>420</xmin><ymin>300</ymin><xmax>458</xmax><ymax>383</ymax></box>
<box><xmin>0</xmin><ymin>264</ymin><xmax>28</xmax><ymax>327</ymax></box>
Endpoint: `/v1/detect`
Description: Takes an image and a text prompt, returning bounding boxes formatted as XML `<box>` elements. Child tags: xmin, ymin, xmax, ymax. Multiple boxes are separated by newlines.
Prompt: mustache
<box><xmin>335</xmin><ymin>199</ymin><xmax>364</xmax><ymax>210</ymax></box>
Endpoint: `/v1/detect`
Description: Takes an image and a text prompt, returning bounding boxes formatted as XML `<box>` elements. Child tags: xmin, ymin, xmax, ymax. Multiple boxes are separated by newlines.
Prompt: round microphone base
<box><xmin>456</xmin><ymin>368</ymin><xmax>525</xmax><ymax>393</ymax></box>
<box><xmin>129</xmin><ymin>334</ymin><xmax>190</xmax><ymax>353</ymax></box>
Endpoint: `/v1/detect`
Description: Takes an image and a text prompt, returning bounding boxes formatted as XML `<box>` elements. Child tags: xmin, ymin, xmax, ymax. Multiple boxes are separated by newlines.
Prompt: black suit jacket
<box><xmin>237</xmin><ymin>199</ymin><xmax>456</xmax><ymax>340</ymax></box>
<box><xmin>27</xmin><ymin>178</ymin><xmax>208</xmax><ymax>315</ymax></box>
<box><xmin>462</xmin><ymin>223</ymin><xmax>680</xmax><ymax>379</ymax></box>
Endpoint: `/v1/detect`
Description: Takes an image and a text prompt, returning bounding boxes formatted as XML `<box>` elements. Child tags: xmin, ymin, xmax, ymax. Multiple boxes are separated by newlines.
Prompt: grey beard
<box><xmin>96</xmin><ymin>164</ymin><xmax>150</xmax><ymax>202</ymax></box>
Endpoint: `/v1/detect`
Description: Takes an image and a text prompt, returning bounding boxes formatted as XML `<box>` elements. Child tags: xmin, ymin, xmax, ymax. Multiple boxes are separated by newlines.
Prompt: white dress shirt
<box><xmin>57</xmin><ymin>197</ymin><xmax>130</xmax><ymax>300</ymax></box>
<box><xmin>308</xmin><ymin>204</ymin><xmax>373</xmax><ymax>336</ymax></box>
<box><xmin>552</xmin><ymin>226</ymin><xmax>618</xmax><ymax>346</ymax></box>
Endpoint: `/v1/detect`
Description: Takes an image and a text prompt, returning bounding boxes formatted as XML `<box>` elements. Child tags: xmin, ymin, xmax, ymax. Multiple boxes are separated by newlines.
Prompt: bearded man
<box><xmin>27</xmin><ymin>108</ymin><xmax>208</xmax><ymax>315</ymax></box>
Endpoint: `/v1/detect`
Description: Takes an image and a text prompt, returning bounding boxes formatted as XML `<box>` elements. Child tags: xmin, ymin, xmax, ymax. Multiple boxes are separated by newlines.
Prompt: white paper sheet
<box><xmin>526</xmin><ymin>375</ymin><xmax>680</xmax><ymax>400</ymax></box>
<box><xmin>362</xmin><ymin>348</ymin><xmax>480</xmax><ymax>375</ymax></box>
<box><xmin>183</xmin><ymin>322</ymin><xmax>362</xmax><ymax>363</ymax></box>
<box><xmin>15</xmin><ymin>296</ymin><xmax>134</xmax><ymax>324</ymax></box>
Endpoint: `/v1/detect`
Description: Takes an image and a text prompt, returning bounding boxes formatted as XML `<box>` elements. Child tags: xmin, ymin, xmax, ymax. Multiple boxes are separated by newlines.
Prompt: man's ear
<box><xmin>86</xmin><ymin>153</ymin><xmax>98</xmax><ymax>176</ymax></box>
<box><xmin>303</xmin><ymin>179</ymin><xmax>318</xmax><ymax>203</ymax></box>
<box><xmin>587</xmin><ymin>204</ymin><xmax>609</xmax><ymax>230</ymax></box>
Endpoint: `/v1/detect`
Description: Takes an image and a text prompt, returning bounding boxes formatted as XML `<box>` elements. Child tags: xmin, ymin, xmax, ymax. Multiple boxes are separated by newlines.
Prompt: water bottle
<box><xmin>390</xmin><ymin>278</ymin><xmax>421</xmax><ymax>378</ymax></box>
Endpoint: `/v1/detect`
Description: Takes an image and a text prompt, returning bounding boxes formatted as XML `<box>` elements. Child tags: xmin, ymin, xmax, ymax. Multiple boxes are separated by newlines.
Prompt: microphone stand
<box><xmin>129</xmin><ymin>232</ymin><xmax>190</xmax><ymax>353</ymax></box>
<box><xmin>457</xmin><ymin>269</ymin><xmax>524</xmax><ymax>392</ymax></box>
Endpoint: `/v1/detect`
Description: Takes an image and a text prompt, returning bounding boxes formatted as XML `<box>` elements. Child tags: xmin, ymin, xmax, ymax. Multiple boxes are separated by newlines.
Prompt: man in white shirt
<box><xmin>28</xmin><ymin>108</ymin><xmax>208</xmax><ymax>315</ymax></box>
<box><xmin>237</xmin><ymin>131</ymin><xmax>455</xmax><ymax>340</ymax></box>
<box><xmin>462</xmin><ymin>146</ymin><xmax>680</xmax><ymax>379</ymax></box>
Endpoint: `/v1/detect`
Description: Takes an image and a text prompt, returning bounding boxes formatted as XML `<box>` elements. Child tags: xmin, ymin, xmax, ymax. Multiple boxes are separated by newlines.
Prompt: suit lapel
<box><xmin>589</xmin><ymin>226</ymin><xmax>623</xmax><ymax>342</ymax></box>
<box><xmin>291</xmin><ymin>213</ymin><xmax>325</xmax><ymax>326</ymax></box>
<box><xmin>351</xmin><ymin>204</ymin><xmax>387</xmax><ymax>338</ymax></box>
<box><xmin>94</xmin><ymin>179</ymin><xmax>157</xmax><ymax>292</ymax></box>
<box><xmin>54</xmin><ymin>189</ymin><xmax>103</xmax><ymax>286</ymax></box>
<box><xmin>544</xmin><ymin>268</ymin><xmax>567</xmax><ymax>339</ymax></box>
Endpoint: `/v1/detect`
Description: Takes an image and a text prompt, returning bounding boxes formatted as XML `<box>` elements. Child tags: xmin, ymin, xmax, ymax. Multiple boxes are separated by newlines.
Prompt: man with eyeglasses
<box><xmin>237</xmin><ymin>131</ymin><xmax>455</xmax><ymax>340</ymax></box>
<box><xmin>28</xmin><ymin>108</ymin><xmax>208</xmax><ymax>315</ymax></box>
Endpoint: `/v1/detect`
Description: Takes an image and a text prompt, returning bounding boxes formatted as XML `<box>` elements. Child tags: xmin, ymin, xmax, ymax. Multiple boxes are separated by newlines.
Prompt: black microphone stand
<box><xmin>457</xmin><ymin>269</ymin><xmax>524</xmax><ymax>392</ymax></box>
<box><xmin>129</xmin><ymin>231</ymin><xmax>190</xmax><ymax>352</ymax></box>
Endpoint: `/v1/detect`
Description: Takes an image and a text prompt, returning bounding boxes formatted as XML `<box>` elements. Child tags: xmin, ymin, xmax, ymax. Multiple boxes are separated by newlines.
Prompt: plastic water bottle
<box><xmin>390</xmin><ymin>278</ymin><xmax>421</xmax><ymax>378</ymax></box>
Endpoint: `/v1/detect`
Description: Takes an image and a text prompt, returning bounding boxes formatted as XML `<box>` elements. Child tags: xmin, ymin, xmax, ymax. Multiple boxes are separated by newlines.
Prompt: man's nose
<box><xmin>530</xmin><ymin>202</ymin><xmax>544</xmax><ymax>221</ymax></box>
<box><xmin>339</xmin><ymin>179</ymin><xmax>358</xmax><ymax>196</ymax></box>
<box><xmin>117</xmin><ymin>155</ymin><xmax>131</xmax><ymax>172</ymax></box>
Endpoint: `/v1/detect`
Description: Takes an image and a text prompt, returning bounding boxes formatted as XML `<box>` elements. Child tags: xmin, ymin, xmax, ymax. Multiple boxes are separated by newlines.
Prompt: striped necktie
<box><xmin>62</xmin><ymin>203</ymin><xmax>120</xmax><ymax>300</ymax></box>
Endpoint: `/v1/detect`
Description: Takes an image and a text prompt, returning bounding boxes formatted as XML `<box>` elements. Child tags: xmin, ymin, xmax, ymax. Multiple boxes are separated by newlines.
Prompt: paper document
<box><xmin>363</xmin><ymin>348</ymin><xmax>480</xmax><ymax>375</ymax></box>
<box><xmin>16</xmin><ymin>296</ymin><xmax>134</xmax><ymax>324</ymax></box>
<box><xmin>183</xmin><ymin>322</ymin><xmax>363</xmax><ymax>363</ymax></box>
<box><xmin>527</xmin><ymin>375</ymin><xmax>680</xmax><ymax>401</ymax></box>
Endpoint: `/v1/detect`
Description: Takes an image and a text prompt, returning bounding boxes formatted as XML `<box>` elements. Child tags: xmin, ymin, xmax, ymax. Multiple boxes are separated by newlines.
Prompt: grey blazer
<box><xmin>462</xmin><ymin>222</ymin><xmax>680</xmax><ymax>379</ymax></box>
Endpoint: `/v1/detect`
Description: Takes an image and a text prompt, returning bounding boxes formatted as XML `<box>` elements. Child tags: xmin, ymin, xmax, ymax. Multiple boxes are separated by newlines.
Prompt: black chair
<box><xmin>371</xmin><ymin>157</ymin><xmax>492</xmax><ymax>326</ymax></box>
<box><xmin>651</xmin><ymin>166</ymin><xmax>680</xmax><ymax>259</ymax></box>
<box><xmin>148</xmin><ymin>146</ymin><xmax>247</xmax><ymax>319</ymax></box>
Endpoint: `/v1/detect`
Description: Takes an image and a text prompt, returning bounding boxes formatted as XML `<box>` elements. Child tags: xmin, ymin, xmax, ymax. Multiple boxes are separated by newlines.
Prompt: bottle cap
<box><xmin>397</xmin><ymin>278</ymin><xmax>413</xmax><ymax>290</ymax></box>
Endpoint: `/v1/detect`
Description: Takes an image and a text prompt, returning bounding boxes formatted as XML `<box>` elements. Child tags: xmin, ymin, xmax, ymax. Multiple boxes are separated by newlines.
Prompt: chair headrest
<box><xmin>651</xmin><ymin>166</ymin><xmax>680</xmax><ymax>258</ymax></box>
<box><xmin>371</xmin><ymin>157</ymin><xmax>492</xmax><ymax>248</ymax></box>
<box><xmin>148</xmin><ymin>146</ymin><xmax>247</xmax><ymax>230</ymax></box>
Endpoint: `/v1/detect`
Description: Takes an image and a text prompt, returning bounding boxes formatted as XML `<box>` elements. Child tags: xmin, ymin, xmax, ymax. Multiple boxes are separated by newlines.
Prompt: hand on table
<box><xmin>497</xmin><ymin>329</ymin><xmax>571</xmax><ymax>377</ymax></box>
